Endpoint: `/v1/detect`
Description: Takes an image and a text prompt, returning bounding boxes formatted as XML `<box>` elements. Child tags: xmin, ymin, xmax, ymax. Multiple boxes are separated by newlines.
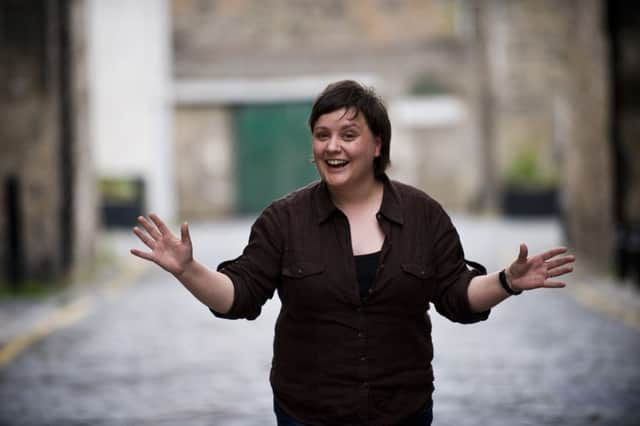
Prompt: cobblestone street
<box><xmin>1</xmin><ymin>217</ymin><xmax>639</xmax><ymax>426</ymax></box>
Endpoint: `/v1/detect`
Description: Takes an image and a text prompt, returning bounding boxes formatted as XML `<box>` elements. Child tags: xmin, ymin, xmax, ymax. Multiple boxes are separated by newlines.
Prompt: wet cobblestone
<box><xmin>0</xmin><ymin>218</ymin><xmax>638</xmax><ymax>425</ymax></box>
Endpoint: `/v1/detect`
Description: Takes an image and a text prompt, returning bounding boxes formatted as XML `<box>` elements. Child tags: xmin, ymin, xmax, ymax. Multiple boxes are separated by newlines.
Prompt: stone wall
<box><xmin>1</xmin><ymin>2</ymin><xmax>60</xmax><ymax>283</ymax></box>
<box><xmin>173</xmin><ymin>0</ymin><xmax>466</xmax><ymax>81</ymax></box>
<box><xmin>0</xmin><ymin>0</ymin><xmax>95</xmax><ymax>286</ymax></box>
<box><xmin>482</xmin><ymin>0</ymin><xmax>612</xmax><ymax>270</ymax></box>
<box><xmin>69</xmin><ymin>0</ymin><xmax>97</xmax><ymax>277</ymax></box>
<box><xmin>484</xmin><ymin>0</ymin><xmax>570</xmax><ymax>188</ymax></box>
<box><xmin>174</xmin><ymin>106</ymin><xmax>235</xmax><ymax>219</ymax></box>
<box><xmin>561</xmin><ymin>1</ymin><xmax>612</xmax><ymax>272</ymax></box>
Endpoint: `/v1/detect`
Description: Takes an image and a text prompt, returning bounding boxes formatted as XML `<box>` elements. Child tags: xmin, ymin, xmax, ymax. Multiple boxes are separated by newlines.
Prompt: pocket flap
<box><xmin>282</xmin><ymin>262</ymin><xmax>325</xmax><ymax>278</ymax></box>
<box><xmin>401</xmin><ymin>263</ymin><xmax>434</xmax><ymax>279</ymax></box>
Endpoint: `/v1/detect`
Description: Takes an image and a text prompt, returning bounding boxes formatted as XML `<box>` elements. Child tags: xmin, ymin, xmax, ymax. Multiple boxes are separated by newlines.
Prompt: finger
<box><xmin>546</xmin><ymin>255</ymin><xmax>576</xmax><ymax>269</ymax></box>
<box><xmin>548</xmin><ymin>264</ymin><xmax>574</xmax><ymax>278</ymax></box>
<box><xmin>541</xmin><ymin>246</ymin><xmax>568</xmax><ymax>261</ymax></box>
<box><xmin>133</xmin><ymin>227</ymin><xmax>156</xmax><ymax>249</ymax></box>
<box><xmin>149</xmin><ymin>213</ymin><xmax>172</xmax><ymax>236</ymax></box>
<box><xmin>517</xmin><ymin>243</ymin><xmax>528</xmax><ymax>262</ymax></box>
<box><xmin>542</xmin><ymin>280</ymin><xmax>566</xmax><ymax>289</ymax></box>
<box><xmin>130</xmin><ymin>248</ymin><xmax>155</xmax><ymax>262</ymax></box>
<box><xmin>137</xmin><ymin>216</ymin><xmax>162</xmax><ymax>240</ymax></box>
<box><xmin>181</xmin><ymin>222</ymin><xmax>191</xmax><ymax>244</ymax></box>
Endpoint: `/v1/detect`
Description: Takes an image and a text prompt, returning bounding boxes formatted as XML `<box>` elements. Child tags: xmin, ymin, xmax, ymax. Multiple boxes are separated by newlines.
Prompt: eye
<box><xmin>314</xmin><ymin>131</ymin><xmax>330</xmax><ymax>141</ymax></box>
<box><xmin>342</xmin><ymin>132</ymin><xmax>357</xmax><ymax>141</ymax></box>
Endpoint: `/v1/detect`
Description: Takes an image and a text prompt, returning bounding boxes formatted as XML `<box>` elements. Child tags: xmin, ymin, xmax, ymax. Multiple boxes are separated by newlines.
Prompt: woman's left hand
<box><xmin>506</xmin><ymin>244</ymin><xmax>576</xmax><ymax>292</ymax></box>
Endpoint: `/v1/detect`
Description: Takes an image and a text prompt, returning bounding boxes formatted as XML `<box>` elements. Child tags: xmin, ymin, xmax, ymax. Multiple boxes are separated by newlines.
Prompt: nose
<box><xmin>326</xmin><ymin>135</ymin><xmax>341</xmax><ymax>153</ymax></box>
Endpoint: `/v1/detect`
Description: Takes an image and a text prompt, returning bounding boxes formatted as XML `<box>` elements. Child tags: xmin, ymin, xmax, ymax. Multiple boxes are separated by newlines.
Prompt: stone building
<box><xmin>477</xmin><ymin>0</ymin><xmax>613</xmax><ymax>272</ymax></box>
<box><xmin>172</xmin><ymin>0</ymin><xmax>481</xmax><ymax>216</ymax></box>
<box><xmin>478</xmin><ymin>0</ymin><xmax>639</xmax><ymax>277</ymax></box>
<box><xmin>2</xmin><ymin>0</ymin><xmax>632</xmax><ymax>287</ymax></box>
<box><xmin>170</xmin><ymin>0</ymin><xmax>637</xmax><ymax>277</ymax></box>
<box><xmin>0</xmin><ymin>0</ymin><xmax>96</xmax><ymax>288</ymax></box>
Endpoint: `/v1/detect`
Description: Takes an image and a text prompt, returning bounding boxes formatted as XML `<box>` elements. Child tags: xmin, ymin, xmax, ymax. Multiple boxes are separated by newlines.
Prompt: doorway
<box><xmin>233</xmin><ymin>102</ymin><xmax>317</xmax><ymax>214</ymax></box>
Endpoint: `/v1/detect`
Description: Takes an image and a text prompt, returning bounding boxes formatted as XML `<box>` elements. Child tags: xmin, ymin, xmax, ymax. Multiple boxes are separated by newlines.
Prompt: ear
<box><xmin>374</xmin><ymin>136</ymin><xmax>382</xmax><ymax>157</ymax></box>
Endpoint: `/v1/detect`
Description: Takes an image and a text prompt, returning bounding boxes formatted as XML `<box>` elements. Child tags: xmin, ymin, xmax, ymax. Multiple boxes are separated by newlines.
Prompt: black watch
<box><xmin>499</xmin><ymin>269</ymin><xmax>522</xmax><ymax>295</ymax></box>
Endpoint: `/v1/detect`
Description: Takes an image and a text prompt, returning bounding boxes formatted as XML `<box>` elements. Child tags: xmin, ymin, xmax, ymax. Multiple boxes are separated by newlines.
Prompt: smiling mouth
<box><xmin>325</xmin><ymin>159</ymin><xmax>349</xmax><ymax>169</ymax></box>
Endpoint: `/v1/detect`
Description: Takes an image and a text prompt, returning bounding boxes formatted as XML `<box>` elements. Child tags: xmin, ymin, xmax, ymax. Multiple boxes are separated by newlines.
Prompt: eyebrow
<box><xmin>340</xmin><ymin>123</ymin><xmax>361</xmax><ymax>131</ymax></box>
<box><xmin>313</xmin><ymin>123</ymin><xmax>361</xmax><ymax>132</ymax></box>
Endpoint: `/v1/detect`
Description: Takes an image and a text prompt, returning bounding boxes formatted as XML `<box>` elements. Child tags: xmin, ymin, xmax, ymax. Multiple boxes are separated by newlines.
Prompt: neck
<box><xmin>328</xmin><ymin>175</ymin><xmax>383</xmax><ymax>210</ymax></box>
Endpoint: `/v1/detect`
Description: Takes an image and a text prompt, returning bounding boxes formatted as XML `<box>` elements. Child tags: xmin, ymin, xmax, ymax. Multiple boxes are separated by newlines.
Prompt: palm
<box><xmin>150</xmin><ymin>234</ymin><xmax>191</xmax><ymax>274</ymax></box>
<box><xmin>130</xmin><ymin>214</ymin><xmax>193</xmax><ymax>276</ymax></box>
<box><xmin>508</xmin><ymin>244</ymin><xmax>575</xmax><ymax>291</ymax></box>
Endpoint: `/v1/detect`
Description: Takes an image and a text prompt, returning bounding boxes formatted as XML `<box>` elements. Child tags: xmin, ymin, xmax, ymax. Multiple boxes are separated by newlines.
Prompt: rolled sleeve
<box><xmin>430</xmin><ymin>209</ymin><xmax>490</xmax><ymax>324</ymax></box>
<box><xmin>209</xmin><ymin>203</ymin><xmax>283</xmax><ymax>320</ymax></box>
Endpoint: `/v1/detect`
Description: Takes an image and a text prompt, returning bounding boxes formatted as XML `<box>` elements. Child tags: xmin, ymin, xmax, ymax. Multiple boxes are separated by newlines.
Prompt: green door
<box><xmin>234</xmin><ymin>102</ymin><xmax>318</xmax><ymax>214</ymax></box>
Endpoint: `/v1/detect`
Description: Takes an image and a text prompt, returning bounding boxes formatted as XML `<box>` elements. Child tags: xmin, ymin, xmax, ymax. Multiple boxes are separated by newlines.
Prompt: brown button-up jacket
<box><xmin>212</xmin><ymin>176</ymin><xmax>489</xmax><ymax>425</ymax></box>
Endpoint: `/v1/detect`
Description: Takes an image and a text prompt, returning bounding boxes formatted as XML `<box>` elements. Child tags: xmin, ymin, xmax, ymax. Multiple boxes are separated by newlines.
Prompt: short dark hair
<box><xmin>309</xmin><ymin>80</ymin><xmax>391</xmax><ymax>177</ymax></box>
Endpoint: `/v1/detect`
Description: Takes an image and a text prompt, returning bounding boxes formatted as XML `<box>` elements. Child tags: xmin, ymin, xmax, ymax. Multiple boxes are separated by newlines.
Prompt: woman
<box><xmin>131</xmin><ymin>80</ymin><xmax>575</xmax><ymax>425</ymax></box>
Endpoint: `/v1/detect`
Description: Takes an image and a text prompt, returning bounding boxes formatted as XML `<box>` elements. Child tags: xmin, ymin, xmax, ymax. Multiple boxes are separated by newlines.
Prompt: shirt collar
<box><xmin>377</xmin><ymin>174</ymin><xmax>404</xmax><ymax>225</ymax></box>
<box><xmin>313</xmin><ymin>174</ymin><xmax>404</xmax><ymax>225</ymax></box>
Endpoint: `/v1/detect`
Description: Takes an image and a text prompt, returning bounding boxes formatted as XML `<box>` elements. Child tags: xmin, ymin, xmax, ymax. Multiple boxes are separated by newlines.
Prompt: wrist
<box><xmin>499</xmin><ymin>268</ymin><xmax>522</xmax><ymax>295</ymax></box>
<box><xmin>174</xmin><ymin>257</ymin><xmax>195</xmax><ymax>280</ymax></box>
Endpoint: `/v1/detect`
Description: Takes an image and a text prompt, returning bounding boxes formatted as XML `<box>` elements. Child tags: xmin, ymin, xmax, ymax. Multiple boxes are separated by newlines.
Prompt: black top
<box><xmin>354</xmin><ymin>251</ymin><xmax>381</xmax><ymax>299</ymax></box>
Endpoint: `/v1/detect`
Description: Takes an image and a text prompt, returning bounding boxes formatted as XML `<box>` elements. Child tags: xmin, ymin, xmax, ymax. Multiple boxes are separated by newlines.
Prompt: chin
<box><xmin>324</xmin><ymin>174</ymin><xmax>357</xmax><ymax>192</ymax></box>
<box><xmin>320</xmin><ymin>172</ymin><xmax>347</xmax><ymax>186</ymax></box>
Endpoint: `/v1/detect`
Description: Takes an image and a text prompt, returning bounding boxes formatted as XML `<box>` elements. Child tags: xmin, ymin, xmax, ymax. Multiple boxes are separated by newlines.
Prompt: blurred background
<box><xmin>1</xmin><ymin>1</ymin><xmax>640</xmax><ymax>425</ymax></box>
<box><xmin>1</xmin><ymin>0</ymin><xmax>638</xmax><ymax>290</ymax></box>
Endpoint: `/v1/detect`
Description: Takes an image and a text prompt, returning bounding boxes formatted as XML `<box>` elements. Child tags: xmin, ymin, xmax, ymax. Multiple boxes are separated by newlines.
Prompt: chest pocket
<box><xmin>397</xmin><ymin>263</ymin><xmax>435</xmax><ymax>310</ymax></box>
<box><xmin>282</xmin><ymin>262</ymin><xmax>325</xmax><ymax>279</ymax></box>
<box><xmin>280</xmin><ymin>261</ymin><xmax>326</xmax><ymax>312</ymax></box>
<box><xmin>401</xmin><ymin>263</ymin><xmax>434</xmax><ymax>280</ymax></box>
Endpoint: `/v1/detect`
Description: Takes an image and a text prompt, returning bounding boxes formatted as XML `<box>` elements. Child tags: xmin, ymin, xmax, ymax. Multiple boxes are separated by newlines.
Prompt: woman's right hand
<box><xmin>130</xmin><ymin>213</ymin><xmax>193</xmax><ymax>277</ymax></box>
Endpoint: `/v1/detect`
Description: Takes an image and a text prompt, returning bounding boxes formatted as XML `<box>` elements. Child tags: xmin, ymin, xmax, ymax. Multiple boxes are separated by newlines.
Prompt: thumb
<box><xmin>517</xmin><ymin>243</ymin><xmax>528</xmax><ymax>263</ymax></box>
<box><xmin>181</xmin><ymin>222</ymin><xmax>191</xmax><ymax>245</ymax></box>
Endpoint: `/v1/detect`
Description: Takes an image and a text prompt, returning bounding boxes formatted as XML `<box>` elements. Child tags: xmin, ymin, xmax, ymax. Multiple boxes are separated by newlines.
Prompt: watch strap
<box><xmin>499</xmin><ymin>269</ymin><xmax>522</xmax><ymax>295</ymax></box>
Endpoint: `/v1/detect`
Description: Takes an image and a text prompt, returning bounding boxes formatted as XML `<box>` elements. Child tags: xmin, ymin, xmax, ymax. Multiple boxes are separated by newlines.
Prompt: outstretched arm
<box><xmin>467</xmin><ymin>244</ymin><xmax>575</xmax><ymax>313</ymax></box>
<box><xmin>130</xmin><ymin>214</ymin><xmax>234</xmax><ymax>313</ymax></box>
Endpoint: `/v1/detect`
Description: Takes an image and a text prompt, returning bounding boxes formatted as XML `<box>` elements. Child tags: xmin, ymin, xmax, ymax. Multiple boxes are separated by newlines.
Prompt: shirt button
<box><xmin>360</xmin><ymin>356</ymin><xmax>366</xmax><ymax>362</ymax></box>
<box><xmin>376</xmin><ymin>213</ymin><xmax>382</xmax><ymax>219</ymax></box>
<box><xmin>357</xmin><ymin>331</ymin><xmax>364</xmax><ymax>338</ymax></box>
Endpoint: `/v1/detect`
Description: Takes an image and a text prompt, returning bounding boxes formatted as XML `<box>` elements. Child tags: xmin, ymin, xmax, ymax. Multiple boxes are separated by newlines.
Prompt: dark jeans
<box><xmin>273</xmin><ymin>399</ymin><xmax>433</xmax><ymax>426</ymax></box>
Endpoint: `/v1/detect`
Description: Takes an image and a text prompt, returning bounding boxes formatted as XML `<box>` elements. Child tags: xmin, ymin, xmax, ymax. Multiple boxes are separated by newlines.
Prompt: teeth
<box><xmin>326</xmin><ymin>159</ymin><xmax>348</xmax><ymax>166</ymax></box>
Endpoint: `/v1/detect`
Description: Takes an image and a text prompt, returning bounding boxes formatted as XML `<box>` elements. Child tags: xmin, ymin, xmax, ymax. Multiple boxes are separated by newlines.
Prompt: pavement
<box><xmin>0</xmin><ymin>216</ymin><xmax>639</xmax><ymax>426</ymax></box>
<box><xmin>0</xmin><ymin>234</ymin><xmax>147</xmax><ymax>368</ymax></box>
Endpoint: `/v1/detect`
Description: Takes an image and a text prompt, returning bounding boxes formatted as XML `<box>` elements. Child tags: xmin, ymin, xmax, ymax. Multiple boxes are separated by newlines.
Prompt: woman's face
<box><xmin>312</xmin><ymin>108</ymin><xmax>381</xmax><ymax>191</ymax></box>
